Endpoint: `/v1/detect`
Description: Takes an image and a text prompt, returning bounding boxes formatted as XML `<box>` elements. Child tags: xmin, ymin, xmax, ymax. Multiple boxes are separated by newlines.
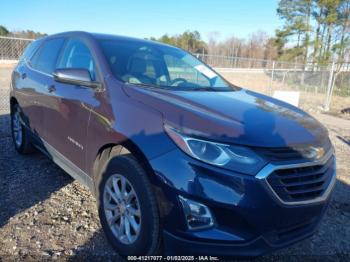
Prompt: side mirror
<box><xmin>53</xmin><ymin>68</ymin><xmax>101</xmax><ymax>88</ymax></box>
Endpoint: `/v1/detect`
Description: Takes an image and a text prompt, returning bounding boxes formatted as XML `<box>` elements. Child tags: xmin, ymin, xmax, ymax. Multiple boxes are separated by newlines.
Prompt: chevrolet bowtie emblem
<box><xmin>302</xmin><ymin>146</ymin><xmax>325</xmax><ymax>160</ymax></box>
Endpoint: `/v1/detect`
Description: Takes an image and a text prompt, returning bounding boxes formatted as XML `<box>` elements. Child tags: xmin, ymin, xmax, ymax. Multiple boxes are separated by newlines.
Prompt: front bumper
<box><xmin>149</xmin><ymin>148</ymin><xmax>336</xmax><ymax>257</ymax></box>
<box><xmin>163</xmin><ymin>222</ymin><xmax>317</xmax><ymax>257</ymax></box>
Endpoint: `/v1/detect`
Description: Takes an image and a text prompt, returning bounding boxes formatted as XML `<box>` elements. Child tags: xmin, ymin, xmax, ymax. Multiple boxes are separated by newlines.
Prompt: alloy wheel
<box><xmin>103</xmin><ymin>174</ymin><xmax>142</xmax><ymax>244</ymax></box>
<box><xmin>12</xmin><ymin>107</ymin><xmax>23</xmax><ymax>147</ymax></box>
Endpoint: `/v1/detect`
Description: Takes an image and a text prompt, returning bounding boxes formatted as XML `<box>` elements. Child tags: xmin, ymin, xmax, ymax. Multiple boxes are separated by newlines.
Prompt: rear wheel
<box><xmin>11</xmin><ymin>104</ymin><xmax>35</xmax><ymax>154</ymax></box>
<box><xmin>96</xmin><ymin>151</ymin><xmax>161</xmax><ymax>256</ymax></box>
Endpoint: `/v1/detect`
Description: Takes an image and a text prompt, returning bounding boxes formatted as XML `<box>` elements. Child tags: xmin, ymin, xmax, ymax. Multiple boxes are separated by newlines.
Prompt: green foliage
<box><xmin>11</xmin><ymin>29</ymin><xmax>47</xmax><ymax>39</ymax></box>
<box><xmin>276</xmin><ymin>0</ymin><xmax>313</xmax><ymax>63</ymax></box>
<box><xmin>0</xmin><ymin>25</ymin><xmax>47</xmax><ymax>39</ymax></box>
<box><xmin>0</xmin><ymin>25</ymin><xmax>9</xmax><ymax>36</ymax></box>
<box><xmin>150</xmin><ymin>30</ymin><xmax>208</xmax><ymax>53</ymax></box>
<box><xmin>276</xmin><ymin>0</ymin><xmax>350</xmax><ymax>66</ymax></box>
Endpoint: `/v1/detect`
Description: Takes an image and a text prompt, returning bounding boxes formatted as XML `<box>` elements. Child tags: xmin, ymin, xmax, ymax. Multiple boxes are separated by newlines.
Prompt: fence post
<box><xmin>282</xmin><ymin>70</ymin><xmax>287</xmax><ymax>86</ymax></box>
<box><xmin>324</xmin><ymin>61</ymin><xmax>336</xmax><ymax>111</ymax></box>
<box><xmin>269</xmin><ymin>61</ymin><xmax>276</xmax><ymax>95</ymax></box>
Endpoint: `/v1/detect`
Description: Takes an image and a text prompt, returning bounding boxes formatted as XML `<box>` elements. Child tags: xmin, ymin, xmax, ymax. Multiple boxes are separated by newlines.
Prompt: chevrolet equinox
<box><xmin>10</xmin><ymin>31</ymin><xmax>336</xmax><ymax>257</ymax></box>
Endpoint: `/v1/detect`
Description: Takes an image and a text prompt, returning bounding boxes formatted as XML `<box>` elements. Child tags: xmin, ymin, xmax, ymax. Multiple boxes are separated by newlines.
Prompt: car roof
<box><xmin>43</xmin><ymin>31</ymin><xmax>175</xmax><ymax>49</ymax></box>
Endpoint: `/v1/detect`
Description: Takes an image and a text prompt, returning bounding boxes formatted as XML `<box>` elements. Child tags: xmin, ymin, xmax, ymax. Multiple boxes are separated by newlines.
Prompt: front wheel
<box><xmin>96</xmin><ymin>153</ymin><xmax>161</xmax><ymax>256</ymax></box>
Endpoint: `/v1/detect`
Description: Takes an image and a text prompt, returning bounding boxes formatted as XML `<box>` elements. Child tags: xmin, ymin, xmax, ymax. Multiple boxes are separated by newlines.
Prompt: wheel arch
<box><xmin>10</xmin><ymin>96</ymin><xmax>18</xmax><ymax>110</ymax></box>
<box><xmin>92</xmin><ymin>139</ymin><xmax>156</xmax><ymax>195</ymax></box>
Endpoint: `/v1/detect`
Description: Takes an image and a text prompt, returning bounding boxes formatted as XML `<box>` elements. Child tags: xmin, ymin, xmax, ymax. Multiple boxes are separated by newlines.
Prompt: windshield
<box><xmin>98</xmin><ymin>38</ymin><xmax>235</xmax><ymax>91</ymax></box>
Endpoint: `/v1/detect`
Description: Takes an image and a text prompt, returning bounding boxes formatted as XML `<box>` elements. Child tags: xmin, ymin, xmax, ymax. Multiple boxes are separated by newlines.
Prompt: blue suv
<box><xmin>10</xmin><ymin>31</ymin><xmax>336</xmax><ymax>257</ymax></box>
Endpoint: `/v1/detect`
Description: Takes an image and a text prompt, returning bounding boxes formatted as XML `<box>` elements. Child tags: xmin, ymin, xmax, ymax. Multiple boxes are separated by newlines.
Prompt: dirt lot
<box><xmin>0</xmin><ymin>110</ymin><xmax>349</xmax><ymax>261</ymax></box>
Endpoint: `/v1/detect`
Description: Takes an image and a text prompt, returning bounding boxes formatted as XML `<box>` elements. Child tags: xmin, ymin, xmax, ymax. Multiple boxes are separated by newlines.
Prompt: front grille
<box><xmin>254</xmin><ymin>139</ymin><xmax>332</xmax><ymax>162</ymax></box>
<box><xmin>266</xmin><ymin>155</ymin><xmax>335</xmax><ymax>202</ymax></box>
<box><xmin>255</xmin><ymin>147</ymin><xmax>304</xmax><ymax>161</ymax></box>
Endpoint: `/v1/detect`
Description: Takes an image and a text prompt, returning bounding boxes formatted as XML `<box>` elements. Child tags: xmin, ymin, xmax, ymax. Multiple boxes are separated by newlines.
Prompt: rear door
<box><xmin>14</xmin><ymin>38</ymin><xmax>65</xmax><ymax>140</ymax></box>
<box><xmin>12</xmin><ymin>40</ymin><xmax>42</xmax><ymax>131</ymax></box>
<box><xmin>44</xmin><ymin>38</ymin><xmax>99</xmax><ymax>171</ymax></box>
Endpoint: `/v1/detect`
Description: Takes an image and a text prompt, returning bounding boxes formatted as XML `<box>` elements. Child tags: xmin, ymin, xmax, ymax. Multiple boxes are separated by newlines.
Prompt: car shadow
<box><xmin>0</xmin><ymin>113</ymin><xmax>73</xmax><ymax>228</ymax></box>
<box><xmin>68</xmin><ymin>229</ymin><xmax>122</xmax><ymax>261</ymax></box>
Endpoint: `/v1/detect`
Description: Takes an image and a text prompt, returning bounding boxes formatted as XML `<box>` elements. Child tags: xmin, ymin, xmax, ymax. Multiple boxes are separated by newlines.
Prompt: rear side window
<box><xmin>57</xmin><ymin>39</ymin><xmax>97</xmax><ymax>80</ymax></box>
<box><xmin>19</xmin><ymin>40</ymin><xmax>43</xmax><ymax>63</ymax></box>
<box><xmin>31</xmin><ymin>38</ymin><xmax>65</xmax><ymax>74</ymax></box>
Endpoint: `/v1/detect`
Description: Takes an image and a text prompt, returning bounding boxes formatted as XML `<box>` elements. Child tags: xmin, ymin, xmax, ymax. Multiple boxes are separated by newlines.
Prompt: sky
<box><xmin>1</xmin><ymin>0</ymin><xmax>281</xmax><ymax>41</ymax></box>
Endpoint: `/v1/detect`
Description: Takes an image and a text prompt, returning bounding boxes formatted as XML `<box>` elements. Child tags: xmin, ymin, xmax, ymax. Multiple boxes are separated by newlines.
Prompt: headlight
<box><xmin>165</xmin><ymin>125</ymin><xmax>266</xmax><ymax>175</ymax></box>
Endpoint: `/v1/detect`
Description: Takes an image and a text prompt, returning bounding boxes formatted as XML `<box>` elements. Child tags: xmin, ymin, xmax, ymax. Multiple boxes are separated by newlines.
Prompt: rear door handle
<box><xmin>47</xmin><ymin>85</ymin><xmax>56</xmax><ymax>93</ymax></box>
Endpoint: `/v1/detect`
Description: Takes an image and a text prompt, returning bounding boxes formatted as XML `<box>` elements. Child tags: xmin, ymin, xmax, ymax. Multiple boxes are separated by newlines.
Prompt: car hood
<box><xmin>123</xmin><ymin>85</ymin><xmax>328</xmax><ymax>148</ymax></box>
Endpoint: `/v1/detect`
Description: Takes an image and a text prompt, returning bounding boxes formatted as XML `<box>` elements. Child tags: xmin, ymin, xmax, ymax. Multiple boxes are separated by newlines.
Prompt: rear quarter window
<box><xmin>19</xmin><ymin>40</ymin><xmax>43</xmax><ymax>63</ymax></box>
<box><xmin>30</xmin><ymin>38</ymin><xmax>65</xmax><ymax>75</ymax></box>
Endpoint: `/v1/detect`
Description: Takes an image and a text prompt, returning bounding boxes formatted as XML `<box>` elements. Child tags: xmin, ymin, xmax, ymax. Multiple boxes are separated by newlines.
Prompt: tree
<box><xmin>332</xmin><ymin>0</ymin><xmax>350</xmax><ymax>65</ymax></box>
<box><xmin>319</xmin><ymin>0</ymin><xmax>340</xmax><ymax>63</ymax></box>
<box><xmin>276</xmin><ymin>0</ymin><xmax>350</xmax><ymax>66</ymax></box>
<box><xmin>204</xmin><ymin>30</ymin><xmax>278</xmax><ymax>62</ymax></box>
<box><xmin>150</xmin><ymin>30</ymin><xmax>207</xmax><ymax>53</ymax></box>
<box><xmin>0</xmin><ymin>25</ymin><xmax>9</xmax><ymax>36</ymax></box>
<box><xmin>264</xmin><ymin>38</ymin><xmax>279</xmax><ymax>60</ymax></box>
<box><xmin>10</xmin><ymin>29</ymin><xmax>47</xmax><ymax>39</ymax></box>
<box><xmin>276</xmin><ymin>0</ymin><xmax>314</xmax><ymax>64</ymax></box>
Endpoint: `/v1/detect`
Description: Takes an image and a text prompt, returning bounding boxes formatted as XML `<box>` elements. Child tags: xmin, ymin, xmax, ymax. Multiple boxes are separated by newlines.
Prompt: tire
<box><xmin>10</xmin><ymin>103</ymin><xmax>35</xmax><ymax>154</ymax></box>
<box><xmin>96</xmin><ymin>150</ymin><xmax>161</xmax><ymax>256</ymax></box>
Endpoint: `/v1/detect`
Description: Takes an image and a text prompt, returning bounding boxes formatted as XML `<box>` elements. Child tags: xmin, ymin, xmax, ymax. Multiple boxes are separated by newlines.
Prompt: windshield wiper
<box><xmin>190</xmin><ymin>87</ymin><xmax>216</xmax><ymax>91</ymax></box>
<box><xmin>125</xmin><ymin>82</ymin><xmax>158</xmax><ymax>89</ymax></box>
<box><xmin>126</xmin><ymin>82</ymin><xmax>221</xmax><ymax>92</ymax></box>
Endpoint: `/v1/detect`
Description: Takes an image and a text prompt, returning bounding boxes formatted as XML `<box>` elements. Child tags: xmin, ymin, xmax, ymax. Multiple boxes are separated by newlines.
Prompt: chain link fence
<box><xmin>0</xmin><ymin>36</ymin><xmax>34</xmax><ymax>61</ymax></box>
<box><xmin>196</xmin><ymin>54</ymin><xmax>350</xmax><ymax>114</ymax></box>
<box><xmin>0</xmin><ymin>37</ymin><xmax>33</xmax><ymax>115</ymax></box>
<box><xmin>0</xmin><ymin>36</ymin><xmax>349</xmax><ymax>117</ymax></box>
<box><xmin>0</xmin><ymin>36</ymin><xmax>34</xmax><ymax>114</ymax></box>
<box><xmin>0</xmin><ymin>66</ymin><xmax>15</xmax><ymax>114</ymax></box>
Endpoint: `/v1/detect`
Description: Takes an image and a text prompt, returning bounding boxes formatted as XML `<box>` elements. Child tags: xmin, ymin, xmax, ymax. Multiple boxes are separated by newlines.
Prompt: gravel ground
<box><xmin>0</xmin><ymin>111</ymin><xmax>349</xmax><ymax>261</ymax></box>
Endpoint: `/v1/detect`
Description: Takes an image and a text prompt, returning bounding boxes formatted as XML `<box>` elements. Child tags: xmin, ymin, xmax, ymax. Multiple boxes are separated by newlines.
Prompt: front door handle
<box><xmin>47</xmin><ymin>85</ymin><xmax>56</xmax><ymax>93</ymax></box>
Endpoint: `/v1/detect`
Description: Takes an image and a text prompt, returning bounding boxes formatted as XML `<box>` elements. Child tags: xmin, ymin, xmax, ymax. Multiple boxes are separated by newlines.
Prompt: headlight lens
<box><xmin>186</xmin><ymin>139</ymin><xmax>230</xmax><ymax>166</ymax></box>
<box><xmin>165</xmin><ymin>125</ymin><xmax>267</xmax><ymax>175</ymax></box>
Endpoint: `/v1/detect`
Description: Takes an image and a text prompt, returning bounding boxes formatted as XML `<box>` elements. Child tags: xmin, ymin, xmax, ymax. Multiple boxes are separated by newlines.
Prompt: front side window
<box><xmin>30</xmin><ymin>38</ymin><xmax>65</xmax><ymax>74</ymax></box>
<box><xmin>57</xmin><ymin>39</ymin><xmax>97</xmax><ymax>80</ymax></box>
<box><xmin>99</xmin><ymin>38</ymin><xmax>234</xmax><ymax>91</ymax></box>
<box><xmin>164</xmin><ymin>55</ymin><xmax>211</xmax><ymax>87</ymax></box>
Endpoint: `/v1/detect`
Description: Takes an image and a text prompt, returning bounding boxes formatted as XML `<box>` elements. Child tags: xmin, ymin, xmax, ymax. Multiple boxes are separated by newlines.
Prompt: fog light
<box><xmin>179</xmin><ymin>196</ymin><xmax>214</xmax><ymax>230</ymax></box>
